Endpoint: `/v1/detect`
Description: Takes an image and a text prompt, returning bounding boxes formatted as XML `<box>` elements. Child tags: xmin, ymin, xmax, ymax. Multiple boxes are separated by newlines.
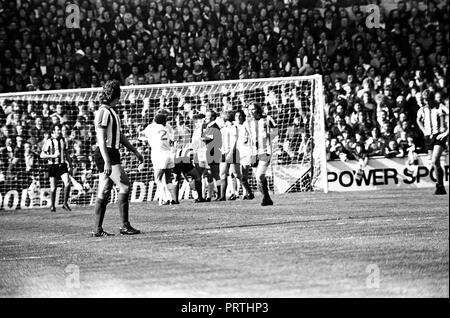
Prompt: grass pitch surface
<box><xmin>0</xmin><ymin>188</ymin><xmax>448</xmax><ymax>297</ymax></box>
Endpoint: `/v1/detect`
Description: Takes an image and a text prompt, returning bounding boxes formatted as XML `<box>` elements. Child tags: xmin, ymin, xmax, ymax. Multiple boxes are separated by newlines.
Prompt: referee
<box><xmin>40</xmin><ymin>124</ymin><xmax>73</xmax><ymax>212</ymax></box>
<box><xmin>416</xmin><ymin>90</ymin><xmax>449</xmax><ymax>195</ymax></box>
<box><xmin>92</xmin><ymin>80</ymin><xmax>144</xmax><ymax>237</ymax></box>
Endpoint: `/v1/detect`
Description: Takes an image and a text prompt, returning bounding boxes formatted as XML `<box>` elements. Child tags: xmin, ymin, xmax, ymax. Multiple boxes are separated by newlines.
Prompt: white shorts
<box><xmin>152</xmin><ymin>151</ymin><xmax>174</xmax><ymax>170</ymax></box>
<box><xmin>239</xmin><ymin>147</ymin><xmax>252</xmax><ymax>166</ymax></box>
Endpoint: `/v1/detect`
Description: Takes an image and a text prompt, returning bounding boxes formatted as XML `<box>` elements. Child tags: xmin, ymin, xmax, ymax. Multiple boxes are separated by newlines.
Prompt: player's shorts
<box><xmin>194</xmin><ymin>149</ymin><xmax>221</xmax><ymax>167</ymax></box>
<box><xmin>48</xmin><ymin>163</ymin><xmax>69</xmax><ymax>178</ymax></box>
<box><xmin>424</xmin><ymin>134</ymin><xmax>448</xmax><ymax>151</ymax></box>
<box><xmin>151</xmin><ymin>151</ymin><xmax>174</xmax><ymax>170</ymax></box>
<box><xmin>221</xmin><ymin>149</ymin><xmax>240</xmax><ymax>164</ymax></box>
<box><xmin>173</xmin><ymin>162</ymin><xmax>195</xmax><ymax>176</ymax></box>
<box><xmin>94</xmin><ymin>147</ymin><xmax>121</xmax><ymax>172</ymax></box>
<box><xmin>208</xmin><ymin>162</ymin><xmax>220</xmax><ymax>177</ymax></box>
<box><xmin>250</xmin><ymin>153</ymin><xmax>271</xmax><ymax>168</ymax></box>
<box><xmin>239</xmin><ymin>147</ymin><xmax>252</xmax><ymax>166</ymax></box>
<box><xmin>194</xmin><ymin>149</ymin><xmax>207</xmax><ymax>167</ymax></box>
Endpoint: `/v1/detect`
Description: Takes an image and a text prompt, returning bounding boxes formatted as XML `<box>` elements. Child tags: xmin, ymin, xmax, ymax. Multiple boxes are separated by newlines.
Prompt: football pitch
<box><xmin>0</xmin><ymin>188</ymin><xmax>448</xmax><ymax>298</ymax></box>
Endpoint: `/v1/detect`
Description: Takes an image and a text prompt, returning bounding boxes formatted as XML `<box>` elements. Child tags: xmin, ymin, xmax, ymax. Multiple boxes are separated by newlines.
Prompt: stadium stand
<box><xmin>0</xmin><ymin>0</ymin><xmax>448</xmax><ymax>198</ymax></box>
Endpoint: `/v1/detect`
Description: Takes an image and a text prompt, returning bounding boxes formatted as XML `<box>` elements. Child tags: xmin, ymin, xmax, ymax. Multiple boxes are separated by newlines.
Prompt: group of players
<box><xmin>141</xmin><ymin>98</ymin><xmax>277</xmax><ymax>208</ymax></box>
<box><xmin>40</xmin><ymin>80</ymin><xmax>277</xmax><ymax>237</ymax></box>
<box><xmin>40</xmin><ymin>81</ymin><xmax>448</xmax><ymax>237</ymax></box>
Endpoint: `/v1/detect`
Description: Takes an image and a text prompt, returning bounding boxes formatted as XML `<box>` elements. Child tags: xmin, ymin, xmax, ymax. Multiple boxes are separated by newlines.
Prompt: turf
<box><xmin>0</xmin><ymin>188</ymin><xmax>448</xmax><ymax>298</ymax></box>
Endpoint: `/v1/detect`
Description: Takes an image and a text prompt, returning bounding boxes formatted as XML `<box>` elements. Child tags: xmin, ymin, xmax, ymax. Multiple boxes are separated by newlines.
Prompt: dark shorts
<box><xmin>173</xmin><ymin>162</ymin><xmax>195</xmax><ymax>176</ymax></box>
<box><xmin>94</xmin><ymin>147</ymin><xmax>121</xmax><ymax>172</ymax></box>
<box><xmin>48</xmin><ymin>163</ymin><xmax>69</xmax><ymax>178</ymax></box>
<box><xmin>208</xmin><ymin>162</ymin><xmax>220</xmax><ymax>178</ymax></box>
<box><xmin>424</xmin><ymin>134</ymin><xmax>448</xmax><ymax>152</ymax></box>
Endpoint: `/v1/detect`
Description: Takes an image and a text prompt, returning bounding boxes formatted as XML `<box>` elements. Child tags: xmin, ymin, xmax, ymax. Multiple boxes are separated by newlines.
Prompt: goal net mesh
<box><xmin>0</xmin><ymin>76</ymin><xmax>326</xmax><ymax>210</ymax></box>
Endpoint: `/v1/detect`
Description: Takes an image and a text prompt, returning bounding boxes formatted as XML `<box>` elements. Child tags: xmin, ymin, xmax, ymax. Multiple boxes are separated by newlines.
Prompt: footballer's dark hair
<box><xmin>192</xmin><ymin>113</ymin><xmax>205</xmax><ymax>120</ymax></box>
<box><xmin>100</xmin><ymin>80</ymin><xmax>121</xmax><ymax>105</ymax></box>
<box><xmin>223</xmin><ymin>110</ymin><xmax>235</xmax><ymax>122</ymax></box>
<box><xmin>236</xmin><ymin>109</ymin><xmax>246</xmax><ymax>121</ymax></box>
<box><xmin>154</xmin><ymin>113</ymin><xmax>167</xmax><ymax>126</ymax></box>
<box><xmin>206</xmin><ymin>109</ymin><xmax>218</xmax><ymax>120</ymax></box>
<box><xmin>51</xmin><ymin>123</ymin><xmax>62</xmax><ymax>132</ymax></box>
<box><xmin>249</xmin><ymin>100</ymin><xmax>264</xmax><ymax>116</ymax></box>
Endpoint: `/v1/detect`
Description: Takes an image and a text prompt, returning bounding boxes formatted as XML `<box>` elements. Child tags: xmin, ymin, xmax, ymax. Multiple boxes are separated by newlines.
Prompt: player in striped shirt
<box><xmin>40</xmin><ymin>124</ymin><xmax>73</xmax><ymax>212</ymax></box>
<box><xmin>92</xmin><ymin>80</ymin><xmax>144</xmax><ymax>237</ymax></box>
<box><xmin>247</xmin><ymin>101</ymin><xmax>277</xmax><ymax>206</ymax></box>
<box><xmin>416</xmin><ymin>90</ymin><xmax>449</xmax><ymax>195</ymax></box>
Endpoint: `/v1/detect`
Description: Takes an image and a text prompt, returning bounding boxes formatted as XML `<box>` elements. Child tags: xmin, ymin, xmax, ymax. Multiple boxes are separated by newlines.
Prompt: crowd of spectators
<box><xmin>0</xmin><ymin>0</ymin><xmax>449</xmax><ymax>194</ymax></box>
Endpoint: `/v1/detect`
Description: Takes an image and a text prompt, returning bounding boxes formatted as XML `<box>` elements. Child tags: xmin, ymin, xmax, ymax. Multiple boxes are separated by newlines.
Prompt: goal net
<box><xmin>0</xmin><ymin>75</ymin><xmax>327</xmax><ymax>210</ymax></box>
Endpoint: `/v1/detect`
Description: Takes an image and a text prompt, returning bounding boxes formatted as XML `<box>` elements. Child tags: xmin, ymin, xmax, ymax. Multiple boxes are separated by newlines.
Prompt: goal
<box><xmin>0</xmin><ymin>75</ymin><xmax>327</xmax><ymax>210</ymax></box>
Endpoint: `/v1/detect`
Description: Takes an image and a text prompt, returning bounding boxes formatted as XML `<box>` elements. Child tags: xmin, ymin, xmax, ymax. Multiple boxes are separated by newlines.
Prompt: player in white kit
<box><xmin>234</xmin><ymin>109</ymin><xmax>254</xmax><ymax>200</ymax></box>
<box><xmin>142</xmin><ymin>113</ymin><xmax>177</xmax><ymax>205</ymax></box>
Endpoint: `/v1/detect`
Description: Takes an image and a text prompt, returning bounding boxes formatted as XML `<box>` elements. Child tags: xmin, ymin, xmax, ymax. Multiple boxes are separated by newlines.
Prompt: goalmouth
<box><xmin>0</xmin><ymin>75</ymin><xmax>328</xmax><ymax>210</ymax></box>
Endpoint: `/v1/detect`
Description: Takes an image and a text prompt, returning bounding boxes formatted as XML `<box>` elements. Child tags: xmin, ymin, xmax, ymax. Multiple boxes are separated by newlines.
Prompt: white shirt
<box><xmin>235</xmin><ymin>121</ymin><xmax>252</xmax><ymax>153</ymax></box>
<box><xmin>221</xmin><ymin>122</ymin><xmax>238</xmax><ymax>154</ymax></box>
<box><xmin>143</xmin><ymin>122</ymin><xmax>173</xmax><ymax>153</ymax></box>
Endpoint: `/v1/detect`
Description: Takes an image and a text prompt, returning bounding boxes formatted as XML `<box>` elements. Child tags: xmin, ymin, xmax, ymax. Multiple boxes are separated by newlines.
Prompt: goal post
<box><xmin>0</xmin><ymin>75</ymin><xmax>328</xmax><ymax>210</ymax></box>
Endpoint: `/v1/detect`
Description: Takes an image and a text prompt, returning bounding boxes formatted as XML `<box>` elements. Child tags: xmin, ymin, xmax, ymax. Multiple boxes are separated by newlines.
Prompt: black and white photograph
<box><xmin>0</xmin><ymin>0</ymin><xmax>448</xmax><ymax>303</ymax></box>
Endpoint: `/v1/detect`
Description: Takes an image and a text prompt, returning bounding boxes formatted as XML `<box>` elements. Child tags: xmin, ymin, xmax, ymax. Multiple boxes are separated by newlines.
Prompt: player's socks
<box><xmin>94</xmin><ymin>197</ymin><xmax>106</xmax><ymax>232</ymax></box>
<box><xmin>167</xmin><ymin>183</ymin><xmax>177</xmax><ymax>202</ymax></box>
<box><xmin>163</xmin><ymin>183</ymin><xmax>172</xmax><ymax>202</ymax></box>
<box><xmin>194</xmin><ymin>180</ymin><xmax>204</xmax><ymax>200</ymax></box>
<box><xmin>259</xmin><ymin>178</ymin><xmax>271</xmax><ymax>200</ymax></box>
<box><xmin>215</xmin><ymin>184</ymin><xmax>222</xmax><ymax>201</ymax></box>
<box><xmin>231</xmin><ymin>176</ymin><xmax>238</xmax><ymax>197</ymax></box>
<box><xmin>241</xmin><ymin>179</ymin><xmax>253</xmax><ymax>197</ymax></box>
<box><xmin>202</xmin><ymin>178</ymin><xmax>207</xmax><ymax>198</ymax></box>
<box><xmin>155</xmin><ymin>183</ymin><xmax>161</xmax><ymax>203</ymax></box>
<box><xmin>257</xmin><ymin>182</ymin><xmax>264</xmax><ymax>198</ymax></box>
<box><xmin>173</xmin><ymin>181</ymin><xmax>180</xmax><ymax>203</ymax></box>
<box><xmin>262</xmin><ymin>178</ymin><xmax>271</xmax><ymax>198</ymax></box>
<box><xmin>259</xmin><ymin>179</ymin><xmax>273</xmax><ymax>206</ymax></box>
<box><xmin>207</xmin><ymin>182</ymin><xmax>215</xmax><ymax>199</ymax></box>
<box><xmin>63</xmin><ymin>184</ymin><xmax>71</xmax><ymax>207</ymax></box>
<box><xmin>220</xmin><ymin>179</ymin><xmax>227</xmax><ymax>200</ymax></box>
<box><xmin>436</xmin><ymin>166</ymin><xmax>444</xmax><ymax>186</ymax></box>
<box><xmin>50</xmin><ymin>189</ymin><xmax>56</xmax><ymax>209</ymax></box>
<box><xmin>118</xmin><ymin>192</ymin><xmax>129</xmax><ymax>225</ymax></box>
<box><xmin>156</xmin><ymin>183</ymin><xmax>165</xmax><ymax>204</ymax></box>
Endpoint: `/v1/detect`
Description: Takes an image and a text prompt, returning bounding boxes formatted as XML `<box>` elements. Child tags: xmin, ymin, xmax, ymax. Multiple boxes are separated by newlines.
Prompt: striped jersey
<box><xmin>417</xmin><ymin>103</ymin><xmax>449</xmax><ymax>136</ymax></box>
<box><xmin>173</xmin><ymin>125</ymin><xmax>191</xmax><ymax>151</ymax></box>
<box><xmin>248</xmin><ymin>116</ymin><xmax>275</xmax><ymax>155</ymax></box>
<box><xmin>95</xmin><ymin>105</ymin><xmax>121</xmax><ymax>149</ymax></box>
<box><xmin>42</xmin><ymin>137</ymin><xmax>67</xmax><ymax>165</ymax></box>
<box><xmin>221</xmin><ymin>122</ymin><xmax>238</xmax><ymax>154</ymax></box>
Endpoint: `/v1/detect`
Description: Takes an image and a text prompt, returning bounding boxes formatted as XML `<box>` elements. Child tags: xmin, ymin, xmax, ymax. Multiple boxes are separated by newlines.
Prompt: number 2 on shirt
<box><xmin>159</xmin><ymin>130</ymin><xmax>168</xmax><ymax>141</ymax></box>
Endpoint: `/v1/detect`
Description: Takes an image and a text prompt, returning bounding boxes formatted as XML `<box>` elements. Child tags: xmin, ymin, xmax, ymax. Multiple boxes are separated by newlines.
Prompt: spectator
<box><xmin>0</xmin><ymin>0</ymin><xmax>446</xmax><ymax>175</ymax></box>
<box><xmin>384</xmin><ymin>139</ymin><xmax>405</xmax><ymax>158</ymax></box>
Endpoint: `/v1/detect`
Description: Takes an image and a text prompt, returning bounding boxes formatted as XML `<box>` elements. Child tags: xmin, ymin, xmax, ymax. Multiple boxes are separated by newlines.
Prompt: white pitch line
<box><xmin>1</xmin><ymin>255</ymin><xmax>60</xmax><ymax>261</ymax></box>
